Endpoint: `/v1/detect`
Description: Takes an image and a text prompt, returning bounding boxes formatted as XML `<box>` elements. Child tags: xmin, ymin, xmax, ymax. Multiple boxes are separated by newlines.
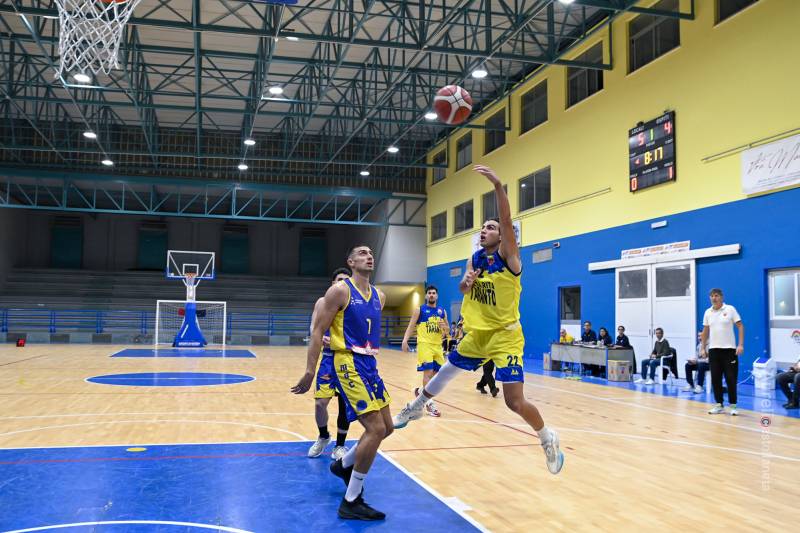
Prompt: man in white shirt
<box><xmin>700</xmin><ymin>288</ymin><xmax>744</xmax><ymax>415</ymax></box>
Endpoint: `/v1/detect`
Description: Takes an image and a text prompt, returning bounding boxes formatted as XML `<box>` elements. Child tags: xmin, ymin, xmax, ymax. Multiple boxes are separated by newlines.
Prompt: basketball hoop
<box><xmin>53</xmin><ymin>0</ymin><xmax>143</xmax><ymax>79</ymax></box>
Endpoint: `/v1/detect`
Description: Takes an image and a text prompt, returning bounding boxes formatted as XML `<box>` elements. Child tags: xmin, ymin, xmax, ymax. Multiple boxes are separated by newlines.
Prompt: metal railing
<box><xmin>0</xmin><ymin>308</ymin><xmax>412</xmax><ymax>338</ymax></box>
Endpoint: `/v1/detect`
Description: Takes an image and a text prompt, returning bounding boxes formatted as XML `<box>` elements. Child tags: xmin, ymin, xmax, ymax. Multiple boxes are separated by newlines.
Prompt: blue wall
<box><xmin>427</xmin><ymin>187</ymin><xmax>800</xmax><ymax>379</ymax></box>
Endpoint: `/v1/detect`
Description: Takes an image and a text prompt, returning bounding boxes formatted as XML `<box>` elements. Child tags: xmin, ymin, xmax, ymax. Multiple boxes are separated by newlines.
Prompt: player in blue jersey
<box><xmin>307</xmin><ymin>267</ymin><xmax>352</xmax><ymax>460</ymax></box>
<box><xmin>291</xmin><ymin>245</ymin><xmax>392</xmax><ymax>521</ymax></box>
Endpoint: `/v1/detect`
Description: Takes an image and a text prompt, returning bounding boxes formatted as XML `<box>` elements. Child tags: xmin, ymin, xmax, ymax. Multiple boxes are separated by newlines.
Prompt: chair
<box><xmin>657</xmin><ymin>347</ymin><xmax>677</xmax><ymax>385</ymax></box>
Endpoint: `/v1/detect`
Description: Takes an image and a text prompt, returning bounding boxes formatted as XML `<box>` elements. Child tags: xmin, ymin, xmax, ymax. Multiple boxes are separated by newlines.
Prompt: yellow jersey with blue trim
<box><xmin>461</xmin><ymin>248</ymin><xmax>521</xmax><ymax>331</ymax></box>
<box><xmin>329</xmin><ymin>277</ymin><xmax>381</xmax><ymax>356</ymax></box>
<box><xmin>415</xmin><ymin>304</ymin><xmax>446</xmax><ymax>346</ymax></box>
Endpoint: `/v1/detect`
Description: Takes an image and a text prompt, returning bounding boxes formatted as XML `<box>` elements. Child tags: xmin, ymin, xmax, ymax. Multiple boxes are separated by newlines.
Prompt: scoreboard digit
<box><xmin>628</xmin><ymin>111</ymin><xmax>675</xmax><ymax>192</ymax></box>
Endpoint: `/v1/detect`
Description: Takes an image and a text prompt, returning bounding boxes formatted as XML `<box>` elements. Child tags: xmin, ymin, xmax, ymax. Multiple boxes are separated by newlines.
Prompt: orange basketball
<box><xmin>433</xmin><ymin>85</ymin><xmax>473</xmax><ymax>125</ymax></box>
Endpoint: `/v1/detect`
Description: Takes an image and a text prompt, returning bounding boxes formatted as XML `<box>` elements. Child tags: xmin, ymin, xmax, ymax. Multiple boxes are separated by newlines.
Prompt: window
<box><xmin>481</xmin><ymin>185</ymin><xmax>508</xmax><ymax>220</ymax></box>
<box><xmin>717</xmin><ymin>0</ymin><xmax>757</xmax><ymax>23</ymax></box>
<box><xmin>484</xmin><ymin>110</ymin><xmax>506</xmax><ymax>154</ymax></box>
<box><xmin>518</xmin><ymin>167</ymin><xmax>551</xmax><ymax>212</ymax></box>
<box><xmin>432</xmin><ymin>150</ymin><xmax>447</xmax><ymax>184</ymax></box>
<box><xmin>655</xmin><ymin>265</ymin><xmax>691</xmax><ymax>297</ymax></box>
<box><xmin>560</xmin><ymin>287</ymin><xmax>581</xmax><ymax>320</ymax></box>
<box><xmin>456</xmin><ymin>133</ymin><xmax>472</xmax><ymax>170</ymax></box>
<box><xmin>567</xmin><ymin>43</ymin><xmax>604</xmax><ymax>108</ymax></box>
<box><xmin>618</xmin><ymin>269</ymin><xmax>648</xmax><ymax>299</ymax></box>
<box><xmin>770</xmin><ymin>270</ymin><xmax>800</xmax><ymax>319</ymax></box>
<box><xmin>431</xmin><ymin>211</ymin><xmax>447</xmax><ymax>241</ymax></box>
<box><xmin>454</xmin><ymin>200</ymin><xmax>474</xmax><ymax>234</ymax></box>
<box><xmin>629</xmin><ymin>0</ymin><xmax>680</xmax><ymax>73</ymax></box>
<box><xmin>521</xmin><ymin>81</ymin><xmax>547</xmax><ymax>132</ymax></box>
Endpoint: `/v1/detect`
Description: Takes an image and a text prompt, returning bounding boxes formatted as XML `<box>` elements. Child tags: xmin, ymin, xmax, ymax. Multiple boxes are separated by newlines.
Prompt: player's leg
<box><xmin>331</xmin><ymin>393</ymin><xmax>350</xmax><ymax>460</ymax></box>
<box><xmin>493</xmin><ymin>326</ymin><xmax>564</xmax><ymax>474</ymax></box>
<box><xmin>309</xmin><ymin>356</ymin><xmax>336</xmax><ymax>457</ymax></box>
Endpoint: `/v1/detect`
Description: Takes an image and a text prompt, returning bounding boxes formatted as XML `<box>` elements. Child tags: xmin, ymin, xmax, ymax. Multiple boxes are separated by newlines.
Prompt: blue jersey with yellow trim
<box><xmin>416</xmin><ymin>304</ymin><xmax>446</xmax><ymax>345</ymax></box>
<box><xmin>461</xmin><ymin>248</ymin><xmax>521</xmax><ymax>331</ymax></box>
<box><xmin>330</xmin><ymin>278</ymin><xmax>381</xmax><ymax>356</ymax></box>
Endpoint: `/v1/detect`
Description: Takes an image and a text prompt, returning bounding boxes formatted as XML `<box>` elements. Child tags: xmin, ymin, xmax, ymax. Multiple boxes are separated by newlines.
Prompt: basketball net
<box><xmin>54</xmin><ymin>0</ymin><xmax>143</xmax><ymax>78</ymax></box>
<box><xmin>184</xmin><ymin>273</ymin><xmax>197</xmax><ymax>303</ymax></box>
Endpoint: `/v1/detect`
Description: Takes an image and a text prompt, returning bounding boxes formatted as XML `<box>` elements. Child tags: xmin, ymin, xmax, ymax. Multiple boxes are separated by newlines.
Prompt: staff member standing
<box><xmin>700</xmin><ymin>288</ymin><xmax>744</xmax><ymax>416</ymax></box>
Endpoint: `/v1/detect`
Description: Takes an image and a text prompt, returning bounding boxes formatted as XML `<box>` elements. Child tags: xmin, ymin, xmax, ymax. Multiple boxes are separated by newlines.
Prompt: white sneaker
<box><xmin>681</xmin><ymin>385</ymin><xmax>693</xmax><ymax>392</ymax></box>
<box><xmin>708</xmin><ymin>404</ymin><xmax>725</xmax><ymax>415</ymax></box>
<box><xmin>330</xmin><ymin>445</ymin><xmax>347</xmax><ymax>461</ymax></box>
<box><xmin>425</xmin><ymin>401</ymin><xmax>441</xmax><ymax>417</ymax></box>
<box><xmin>393</xmin><ymin>402</ymin><xmax>424</xmax><ymax>429</ymax></box>
<box><xmin>694</xmin><ymin>385</ymin><xmax>703</xmax><ymax>394</ymax></box>
<box><xmin>541</xmin><ymin>429</ymin><xmax>565</xmax><ymax>475</ymax></box>
<box><xmin>307</xmin><ymin>436</ymin><xmax>331</xmax><ymax>458</ymax></box>
<box><xmin>729</xmin><ymin>405</ymin><xmax>739</xmax><ymax>416</ymax></box>
<box><xmin>634</xmin><ymin>377</ymin><xmax>645</xmax><ymax>384</ymax></box>
<box><xmin>644</xmin><ymin>378</ymin><xmax>655</xmax><ymax>385</ymax></box>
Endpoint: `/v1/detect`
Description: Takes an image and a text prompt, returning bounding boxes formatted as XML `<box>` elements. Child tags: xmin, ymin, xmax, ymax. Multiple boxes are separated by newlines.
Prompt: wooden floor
<box><xmin>0</xmin><ymin>344</ymin><xmax>796</xmax><ymax>532</ymax></box>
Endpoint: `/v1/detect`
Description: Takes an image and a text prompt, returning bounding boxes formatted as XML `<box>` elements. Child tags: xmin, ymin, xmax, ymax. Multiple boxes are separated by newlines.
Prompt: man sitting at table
<box><xmin>559</xmin><ymin>329</ymin><xmax>574</xmax><ymax>344</ymax></box>
<box><xmin>581</xmin><ymin>321</ymin><xmax>597</xmax><ymax>344</ymax></box>
<box><xmin>635</xmin><ymin>327</ymin><xmax>670</xmax><ymax>385</ymax></box>
<box><xmin>615</xmin><ymin>326</ymin><xmax>631</xmax><ymax>348</ymax></box>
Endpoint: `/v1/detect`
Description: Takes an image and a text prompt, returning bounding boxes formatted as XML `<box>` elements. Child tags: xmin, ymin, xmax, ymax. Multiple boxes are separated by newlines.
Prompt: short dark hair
<box><xmin>599</xmin><ymin>327</ymin><xmax>608</xmax><ymax>336</ymax></box>
<box><xmin>709</xmin><ymin>288</ymin><xmax>723</xmax><ymax>297</ymax></box>
<box><xmin>346</xmin><ymin>244</ymin><xmax>371</xmax><ymax>261</ymax></box>
<box><xmin>618</xmin><ymin>325</ymin><xmax>625</xmax><ymax>331</ymax></box>
<box><xmin>425</xmin><ymin>285</ymin><xmax>438</xmax><ymax>293</ymax></box>
<box><xmin>655</xmin><ymin>327</ymin><xmax>664</xmax><ymax>334</ymax></box>
<box><xmin>330</xmin><ymin>267</ymin><xmax>351</xmax><ymax>281</ymax></box>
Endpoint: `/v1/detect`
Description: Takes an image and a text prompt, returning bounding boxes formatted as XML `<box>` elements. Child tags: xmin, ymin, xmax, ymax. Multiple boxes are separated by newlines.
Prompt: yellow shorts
<box><xmin>449</xmin><ymin>325</ymin><xmax>525</xmax><ymax>382</ymax></box>
<box><xmin>416</xmin><ymin>342</ymin><xmax>445</xmax><ymax>372</ymax></box>
<box><xmin>333</xmin><ymin>350</ymin><xmax>391</xmax><ymax>422</ymax></box>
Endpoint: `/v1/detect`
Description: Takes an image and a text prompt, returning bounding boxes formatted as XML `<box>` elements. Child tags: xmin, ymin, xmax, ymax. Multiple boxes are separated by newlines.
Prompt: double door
<box><xmin>615</xmin><ymin>260</ymin><xmax>696</xmax><ymax>376</ymax></box>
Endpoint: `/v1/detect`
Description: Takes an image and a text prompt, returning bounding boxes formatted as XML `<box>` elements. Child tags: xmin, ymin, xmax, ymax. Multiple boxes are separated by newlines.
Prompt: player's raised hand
<box><xmin>290</xmin><ymin>370</ymin><xmax>314</xmax><ymax>394</ymax></box>
<box><xmin>473</xmin><ymin>165</ymin><xmax>501</xmax><ymax>186</ymax></box>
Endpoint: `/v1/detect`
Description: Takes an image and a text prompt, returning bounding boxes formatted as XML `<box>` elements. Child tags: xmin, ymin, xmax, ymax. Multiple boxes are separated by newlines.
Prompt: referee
<box><xmin>700</xmin><ymin>288</ymin><xmax>744</xmax><ymax>416</ymax></box>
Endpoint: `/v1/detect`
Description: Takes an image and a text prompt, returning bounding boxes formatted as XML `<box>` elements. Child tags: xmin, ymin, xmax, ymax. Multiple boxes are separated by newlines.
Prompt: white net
<box><xmin>155</xmin><ymin>300</ymin><xmax>227</xmax><ymax>346</ymax></box>
<box><xmin>54</xmin><ymin>0</ymin><xmax>143</xmax><ymax>78</ymax></box>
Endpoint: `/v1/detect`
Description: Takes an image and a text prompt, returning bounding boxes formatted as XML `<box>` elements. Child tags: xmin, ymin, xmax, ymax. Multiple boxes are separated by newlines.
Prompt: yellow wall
<box><xmin>426</xmin><ymin>0</ymin><xmax>799</xmax><ymax>266</ymax></box>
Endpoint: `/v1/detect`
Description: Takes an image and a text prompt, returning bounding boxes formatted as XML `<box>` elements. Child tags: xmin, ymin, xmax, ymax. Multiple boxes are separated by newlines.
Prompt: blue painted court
<box><xmin>112</xmin><ymin>348</ymin><xmax>256</xmax><ymax>358</ymax></box>
<box><xmin>86</xmin><ymin>372</ymin><xmax>256</xmax><ymax>387</ymax></box>
<box><xmin>0</xmin><ymin>441</ymin><xmax>479</xmax><ymax>533</ymax></box>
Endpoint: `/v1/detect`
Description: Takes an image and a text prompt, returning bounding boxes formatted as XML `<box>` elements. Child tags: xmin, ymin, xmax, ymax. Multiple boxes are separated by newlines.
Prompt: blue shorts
<box><xmin>314</xmin><ymin>352</ymin><xmax>337</xmax><ymax>399</ymax></box>
<box><xmin>333</xmin><ymin>351</ymin><xmax>391</xmax><ymax>422</ymax></box>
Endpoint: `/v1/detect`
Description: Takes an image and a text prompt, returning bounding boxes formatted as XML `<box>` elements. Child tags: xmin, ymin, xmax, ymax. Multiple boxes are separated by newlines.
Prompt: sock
<box><xmin>537</xmin><ymin>426</ymin><xmax>552</xmax><ymax>445</ymax></box>
<box><xmin>423</xmin><ymin>360</ymin><xmax>467</xmax><ymax>396</ymax></box>
<box><xmin>345</xmin><ymin>470</ymin><xmax>366</xmax><ymax>502</ymax></box>
<box><xmin>336</xmin><ymin>428</ymin><xmax>348</xmax><ymax>447</ymax></box>
<box><xmin>409</xmin><ymin>392</ymin><xmax>428</xmax><ymax>411</ymax></box>
<box><xmin>318</xmin><ymin>426</ymin><xmax>330</xmax><ymax>439</ymax></box>
<box><xmin>342</xmin><ymin>442</ymin><xmax>358</xmax><ymax>468</ymax></box>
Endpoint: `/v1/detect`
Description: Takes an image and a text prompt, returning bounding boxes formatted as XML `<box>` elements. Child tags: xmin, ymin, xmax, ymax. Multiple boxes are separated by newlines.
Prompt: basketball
<box><xmin>433</xmin><ymin>85</ymin><xmax>473</xmax><ymax>125</ymax></box>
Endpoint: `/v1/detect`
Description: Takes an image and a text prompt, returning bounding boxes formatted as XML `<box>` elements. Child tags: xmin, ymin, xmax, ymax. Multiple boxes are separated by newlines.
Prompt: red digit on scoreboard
<box><xmin>637</xmin><ymin>132</ymin><xmax>645</xmax><ymax>146</ymax></box>
<box><xmin>631</xmin><ymin>177</ymin><xmax>638</xmax><ymax>191</ymax></box>
<box><xmin>663</xmin><ymin>121</ymin><xmax>672</xmax><ymax>135</ymax></box>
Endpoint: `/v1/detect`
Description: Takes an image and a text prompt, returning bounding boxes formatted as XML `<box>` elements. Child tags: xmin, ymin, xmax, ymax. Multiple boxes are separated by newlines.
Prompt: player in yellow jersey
<box><xmin>291</xmin><ymin>245</ymin><xmax>392</xmax><ymax>520</ymax></box>
<box><xmin>401</xmin><ymin>285</ymin><xmax>448</xmax><ymax>417</ymax></box>
<box><xmin>393</xmin><ymin>165</ymin><xmax>564</xmax><ymax>475</ymax></box>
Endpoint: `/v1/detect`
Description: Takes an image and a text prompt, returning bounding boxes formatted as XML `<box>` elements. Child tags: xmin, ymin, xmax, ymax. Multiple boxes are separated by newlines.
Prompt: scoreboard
<box><xmin>628</xmin><ymin>111</ymin><xmax>675</xmax><ymax>192</ymax></box>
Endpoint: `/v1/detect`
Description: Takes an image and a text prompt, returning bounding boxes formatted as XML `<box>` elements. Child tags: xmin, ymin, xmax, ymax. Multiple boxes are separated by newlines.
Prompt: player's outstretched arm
<box><xmin>291</xmin><ymin>282</ymin><xmax>347</xmax><ymax>394</ymax></box>
<box><xmin>459</xmin><ymin>258</ymin><xmax>481</xmax><ymax>295</ymax></box>
<box><xmin>473</xmin><ymin>165</ymin><xmax>521</xmax><ymax>274</ymax></box>
<box><xmin>402</xmin><ymin>306</ymin><xmax>421</xmax><ymax>352</ymax></box>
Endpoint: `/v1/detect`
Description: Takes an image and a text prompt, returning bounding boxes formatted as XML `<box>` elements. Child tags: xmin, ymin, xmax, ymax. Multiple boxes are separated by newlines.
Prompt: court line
<box><xmin>379</xmin><ymin>451</ymin><xmax>489</xmax><ymax>533</ymax></box>
<box><xmin>0</xmin><ymin>354</ymin><xmax>52</xmax><ymax>367</ymax></box>
<box><xmin>0</xmin><ymin>419</ymin><xmax>307</xmax><ymax>441</ymax></box>
<box><xmin>3</xmin><ymin>520</ymin><xmax>253</xmax><ymax>533</ymax></box>
<box><xmin>0</xmin><ymin>438</ymin><xmax>309</xmax><ymax>452</ymax></box>
<box><xmin>0</xmin><ymin>411</ymin><xmax>314</xmax><ymax>421</ymax></box>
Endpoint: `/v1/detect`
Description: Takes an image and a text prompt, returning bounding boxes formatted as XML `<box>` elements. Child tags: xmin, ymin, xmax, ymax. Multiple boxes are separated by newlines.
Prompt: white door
<box><xmin>616</xmin><ymin>265</ymin><xmax>652</xmax><ymax>365</ymax></box>
<box><xmin>652</xmin><ymin>260</ymin><xmax>696</xmax><ymax>373</ymax></box>
<box><xmin>616</xmin><ymin>260</ymin><xmax>696</xmax><ymax>378</ymax></box>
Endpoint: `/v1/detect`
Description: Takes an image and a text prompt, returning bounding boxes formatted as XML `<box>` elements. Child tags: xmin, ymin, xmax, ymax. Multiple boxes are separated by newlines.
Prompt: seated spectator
<box><xmin>682</xmin><ymin>331</ymin><xmax>709</xmax><ymax>393</ymax></box>
<box><xmin>559</xmin><ymin>329</ymin><xmax>574</xmax><ymax>344</ymax></box>
<box><xmin>635</xmin><ymin>328</ymin><xmax>670</xmax><ymax>385</ymax></box>
<box><xmin>581</xmin><ymin>321</ymin><xmax>597</xmax><ymax>343</ymax></box>
<box><xmin>776</xmin><ymin>356</ymin><xmax>800</xmax><ymax>409</ymax></box>
<box><xmin>615</xmin><ymin>326</ymin><xmax>631</xmax><ymax>348</ymax></box>
<box><xmin>597</xmin><ymin>327</ymin><xmax>613</xmax><ymax>346</ymax></box>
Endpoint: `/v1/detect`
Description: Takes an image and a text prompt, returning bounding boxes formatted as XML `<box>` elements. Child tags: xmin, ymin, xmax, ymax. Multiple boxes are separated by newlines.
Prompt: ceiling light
<box><xmin>360</xmin><ymin>170</ymin><xmax>370</xmax><ymax>177</ymax></box>
<box><xmin>83</xmin><ymin>131</ymin><xmax>97</xmax><ymax>139</ymax></box>
<box><xmin>72</xmin><ymin>73</ymin><xmax>91</xmax><ymax>84</ymax></box>
<box><xmin>238</xmin><ymin>163</ymin><xmax>249</xmax><ymax>171</ymax></box>
<box><xmin>285</xmin><ymin>36</ymin><xmax>299</xmax><ymax>42</ymax></box>
<box><xmin>471</xmin><ymin>68</ymin><xmax>488</xmax><ymax>79</ymax></box>
<box><xmin>559</xmin><ymin>0</ymin><xmax>577</xmax><ymax>4</ymax></box>
<box><xmin>268</xmin><ymin>86</ymin><xmax>284</xmax><ymax>95</ymax></box>
<box><xmin>387</xmin><ymin>145</ymin><xmax>399</xmax><ymax>154</ymax></box>
<box><xmin>244</xmin><ymin>138</ymin><xmax>256</xmax><ymax>146</ymax></box>
<box><xmin>424</xmin><ymin>111</ymin><xmax>437</xmax><ymax>121</ymax></box>
<box><xmin>101</xmin><ymin>159</ymin><xmax>113</xmax><ymax>166</ymax></box>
